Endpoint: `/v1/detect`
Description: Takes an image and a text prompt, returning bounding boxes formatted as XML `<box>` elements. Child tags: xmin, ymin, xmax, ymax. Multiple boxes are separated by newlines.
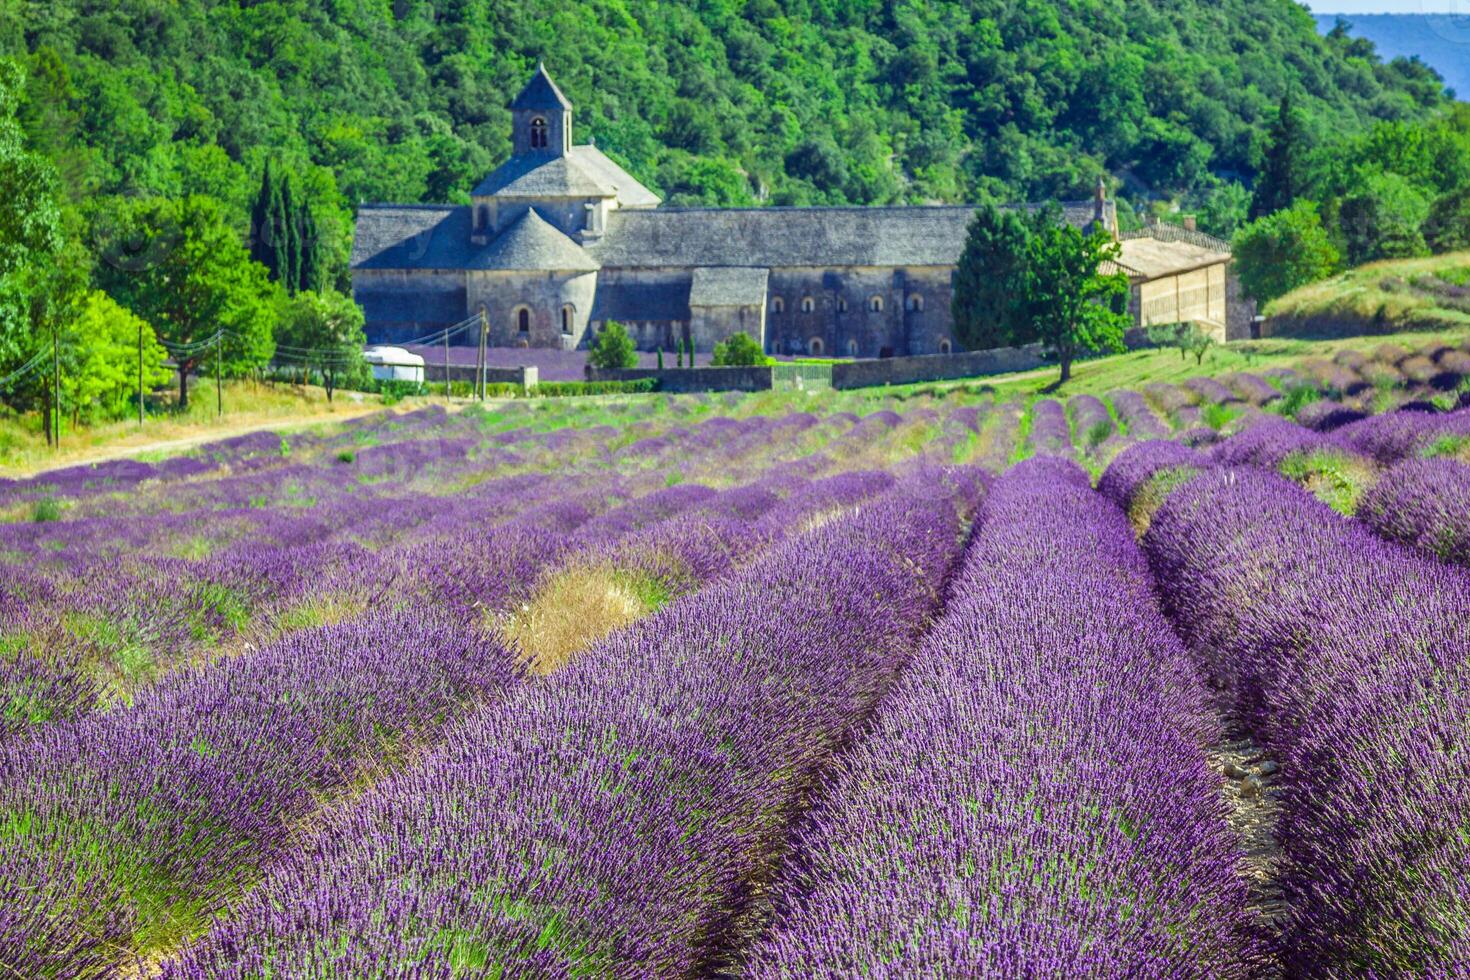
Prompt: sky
<box><xmin>1307</xmin><ymin>2</ymin><xmax>1468</xmax><ymax>10</ymax></box>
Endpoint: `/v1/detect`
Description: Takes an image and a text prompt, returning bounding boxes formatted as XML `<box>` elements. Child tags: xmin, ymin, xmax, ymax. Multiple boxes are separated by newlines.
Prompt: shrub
<box><xmin>588</xmin><ymin>321</ymin><xmax>638</xmax><ymax>370</ymax></box>
<box><xmin>1234</xmin><ymin>201</ymin><xmax>1340</xmax><ymax>305</ymax></box>
<box><xmin>710</xmin><ymin>331</ymin><xmax>769</xmax><ymax>367</ymax></box>
<box><xmin>30</xmin><ymin>497</ymin><xmax>61</xmax><ymax>522</ymax></box>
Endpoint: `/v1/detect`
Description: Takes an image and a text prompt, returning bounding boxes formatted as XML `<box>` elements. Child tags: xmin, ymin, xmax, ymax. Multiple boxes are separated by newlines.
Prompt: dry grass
<box><xmin>0</xmin><ymin>378</ymin><xmax>401</xmax><ymax>478</ymax></box>
<box><xmin>498</xmin><ymin>564</ymin><xmax>661</xmax><ymax>675</ymax></box>
<box><xmin>1266</xmin><ymin>251</ymin><xmax>1470</xmax><ymax>337</ymax></box>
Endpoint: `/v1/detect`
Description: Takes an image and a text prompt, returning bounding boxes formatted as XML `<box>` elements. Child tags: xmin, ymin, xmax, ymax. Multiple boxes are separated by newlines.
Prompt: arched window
<box><xmin>869</xmin><ymin>295</ymin><xmax>884</xmax><ymax>312</ymax></box>
<box><xmin>561</xmin><ymin>305</ymin><xmax>574</xmax><ymax>335</ymax></box>
<box><xmin>516</xmin><ymin>307</ymin><xmax>531</xmax><ymax>334</ymax></box>
<box><xmin>771</xmin><ymin>297</ymin><xmax>785</xmax><ymax>314</ymax></box>
<box><xmin>939</xmin><ymin>339</ymin><xmax>952</xmax><ymax>354</ymax></box>
<box><xmin>800</xmin><ymin>296</ymin><xmax>815</xmax><ymax>313</ymax></box>
<box><xmin>907</xmin><ymin>294</ymin><xmax>924</xmax><ymax>312</ymax></box>
<box><xmin>809</xmin><ymin>337</ymin><xmax>824</xmax><ymax>356</ymax></box>
<box><xmin>847</xmin><ymin>338</ymin><xmax>858</xmax><ymax>357</ymax></box>
<box><xmin>530</xmin><ymin>117</ymin><xmax>548</xmax><ymax>149</ymax></box>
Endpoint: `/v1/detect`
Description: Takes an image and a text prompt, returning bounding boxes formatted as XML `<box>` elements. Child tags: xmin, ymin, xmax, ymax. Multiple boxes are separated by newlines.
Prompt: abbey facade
<box><xmin>352</xmin><ymin>66</ymin><xmax>1127</xmax><ymax>357</ymax></box>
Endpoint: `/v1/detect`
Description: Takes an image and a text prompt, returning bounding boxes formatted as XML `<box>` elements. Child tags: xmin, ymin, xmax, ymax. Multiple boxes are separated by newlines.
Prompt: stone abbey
<box><xmin>353</xmin><ymin>66</ymin><xmax>1237</xmax><ymax>356</ymax></box>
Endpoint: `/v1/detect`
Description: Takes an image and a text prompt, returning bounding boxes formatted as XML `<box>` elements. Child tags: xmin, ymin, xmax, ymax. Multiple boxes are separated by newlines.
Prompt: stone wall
<box><xmin>467</xmin><ymin>269</ymin><xmax>597</xmax><ymax>351</ymax></box>
<box><xmin>423</xmin><ymin>362</ymin><xmax>539</xmax><ymax>388</ymax></box>
<box><xmin>831</xmin><ymin>344</ymin><xmax>1048</xmax><ymax>389</ymax></box>
<box><xmin>585</xmin><ymin>365</ymin><xmax>775</xmax><ymax>392</ymax></box>
<box><xmin>762</xmin><ymin>266</ymin><xmax>957</xmax><ymax>358</ymax></box>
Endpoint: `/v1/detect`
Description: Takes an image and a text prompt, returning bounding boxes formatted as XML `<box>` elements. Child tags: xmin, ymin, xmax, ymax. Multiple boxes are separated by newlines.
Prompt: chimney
<box><xmin>1182</xmin><ymin>215</ymin><xmax>1198</xmax><ymax>232</ymax></box>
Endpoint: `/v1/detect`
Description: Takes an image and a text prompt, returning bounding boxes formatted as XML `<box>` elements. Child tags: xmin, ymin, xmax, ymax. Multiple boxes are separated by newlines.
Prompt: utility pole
<box><xmin>476</xmin><ymin>308</ymin><xmax>488</xmax><ymax>400</ymax></box>
<box><xmin>215</xmin><ymin>332</ymin><xmax>223</xmax><ymax>417</ymax></box>
<box><xmin>138</xmin><ymin>321</ymin><xmax>144</xmax><ymax>425</ymax></box>
<box><xmin>443</xmin><ymin>326</ymin><xmax>451</xmax><ymax>403</ymax></box>
<box><xmin>51</xmin><ymin>324</ymin><xmax>60</xmax><ymax>449</ymax></box>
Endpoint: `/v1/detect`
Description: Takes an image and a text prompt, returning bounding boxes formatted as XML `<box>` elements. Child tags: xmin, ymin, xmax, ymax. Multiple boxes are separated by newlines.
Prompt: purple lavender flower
<box><xmin>1143</xmin><ymin>467</ymin><xmax>1470</xmax><ymax>974</ymax></box>
<box><xmin>748</xmin><ymin>458</ymin><xmax>1258</xmax><ymax>977</ymax></box>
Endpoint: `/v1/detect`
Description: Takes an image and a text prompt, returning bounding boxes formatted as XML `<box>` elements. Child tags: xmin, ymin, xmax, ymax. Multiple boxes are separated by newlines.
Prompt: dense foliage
<box><xmin>1233</xmin><ymin>200</ymin><xmax>1341</xmax><ymax>305</ymax></box>
<box><xmin>953</xmin><ymin>203</ymin><xmax>1129</xmax><ymax>381</ymax></box>
<box><xmin>710</xmin><ymin>331</ymin><xmax>768</xmax><ymax>367</ymax></box>
<box><xmin>1</xmin><ymin>0</ymin><xmax>1454</xmax><ymax>238</ymax></box>
<box><xmin>588</xmin><ymin>321</ymin><xmax>638</xmax><ymax>370</ymax></box>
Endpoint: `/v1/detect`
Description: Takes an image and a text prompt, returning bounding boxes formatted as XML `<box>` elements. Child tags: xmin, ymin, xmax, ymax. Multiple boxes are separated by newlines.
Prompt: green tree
<box><xmin>711</xmin><ymin>331</ymin><xmax>768</xmax><ymax>366</ymax></box>
<box><xmin>589</xmin><ymin>321</ymin><xmax>637</xmax><ymax>370</ymax></box>
<box><xmin>60</xmin><ymin>290</ymin><xmax>171</xmax><ymax>425</ymax></box>
<box><xmin>249</xmin><ymin>159</ymin><xmax>286</xmax><ymax>283</ymax></box>
<box><xmin>953</xmin><ymin>203</ymin><xmax>1128</xmax><ymax>382</ymax></box>
<box><xmin>277</xmin><ymin>289</ymin><xmax>366</xmax><ymax>401</ymax></box>
<box><xmin>1337</xmin><ymin>172</ymin><xmax>1431</xmax><ymax>265</ymax></box>
<box><xmin>950</xmin><ymin>202</ymin><xmax>1032</xmax><ymax>353</ymax></box>
<box><xmin>0</xmin><ymin>57</ymin><xmax>73</xmax><ymax>443</ymax></box>
<box><xmin>1023</xmin><ymin>217</ymin><xmax>1131</xmax><ymax>382</ymax></box>
<box><xmin>1251</xmin><ymin>93</ymin><xmax>1315</xmax><ymax>220</ymax></box>
<box><xmin>91</xmin><ymin>195</ymin><xmax>278</xmax><ymax>408</ymax></box>
<box><xmin>1233</xmin><ymin>200</ymin><xmax>1341</xmax><ymax>305</ymax></box>
<box><xmin>1424</xmin><ymin>184</ymin><xmax>1470</xmax><ymax>253</ymax></box>
<box><xmin>280</xmin><ymin>175</ymin><xmax>302</xmax><ymax>294</ymax></box>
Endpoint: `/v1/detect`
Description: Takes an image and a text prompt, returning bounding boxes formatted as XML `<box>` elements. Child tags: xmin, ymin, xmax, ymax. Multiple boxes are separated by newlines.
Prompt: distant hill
<box><xmin>1315</xmin><ymin>14</ymin><xmax>1470</xmax><ymax>99</ymax></box>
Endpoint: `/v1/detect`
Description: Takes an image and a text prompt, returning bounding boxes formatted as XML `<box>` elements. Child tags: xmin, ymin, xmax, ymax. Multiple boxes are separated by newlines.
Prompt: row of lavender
<box><xmin>1</xmin><ymin>409</ymin><xmax>944</xmax><ymax>738</ymax></box>
<box><xmin>1102</xmin><ymin>443</ymin><xmax>1470</xmax><ymax>973</ymax></box>
<box><xmin>0</xmin><ymin>465</ymin><xmax>902</xmax><ymax>975</ymax></box>
<box><xmin>160</xmin><ymin>471</ymin><xmax>981</xmax><ymax>976</ymax></box>
<box><xmin>751</xmin><ymin>459</ymin><xmax>1256</xmax><ymax>976</ymax></box>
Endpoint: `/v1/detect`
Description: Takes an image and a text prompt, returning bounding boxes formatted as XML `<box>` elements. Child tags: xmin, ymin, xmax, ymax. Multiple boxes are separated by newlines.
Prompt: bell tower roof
<box><xmin>511</xmin><ymin>63</ymin><xmax>573</xmax><ymax>112</ymax></box>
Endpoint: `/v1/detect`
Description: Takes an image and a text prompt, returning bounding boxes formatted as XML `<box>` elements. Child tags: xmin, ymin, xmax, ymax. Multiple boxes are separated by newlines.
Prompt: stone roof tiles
<box><xmin>352</xmin><ymin>201</ymin><xmax>1102</xmax><ymax>274</ymax></box>
<box><xmin>689</xmin><ymin>267</ymin><xmax>770</xmax><ymax>307</ymax></box>
<box><xmin>475</xmin><ymin>209</ymin><xmax>600</xmax><ymax>272</ymax></box>
<box><xmin>471</xmin><ymin>145</ymin><xmax>661</xmax><ymax>206</ymax></box>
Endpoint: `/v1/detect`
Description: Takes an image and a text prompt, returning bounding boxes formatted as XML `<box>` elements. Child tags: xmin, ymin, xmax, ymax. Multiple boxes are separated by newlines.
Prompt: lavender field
<box><xmin>3</xmin><ymin>335</ymin><xmax>1470</xmax><ymax>976</ymax></box>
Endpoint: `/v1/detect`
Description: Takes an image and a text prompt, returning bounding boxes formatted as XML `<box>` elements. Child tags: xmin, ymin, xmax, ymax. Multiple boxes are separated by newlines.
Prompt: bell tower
<box><xmin>511</xmin><ymin>63</ymin><xmax>573</xmax><ymax>158</ymax></box>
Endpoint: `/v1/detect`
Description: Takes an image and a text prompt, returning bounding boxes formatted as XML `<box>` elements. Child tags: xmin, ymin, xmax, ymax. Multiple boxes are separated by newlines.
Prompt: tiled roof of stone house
<box><xmin>688</xmin><ymin>267</ymin><xmax>770</xmax><ymax>307</ymax></box>
<box><xmin>590</xmin><ymin>282</ymin><xmax>692</xmax><ymax>322</ymax></box>
<box><xmin>352</xmin><ymin>201</ymin><xmax>1102</xmax><ymax>273</ymax></box>
<box><xmin>475</xmin><ymin>209</ymin><xmax>600</xmax><ymax>272</ymax></box>
<box><xmin>472</xmin><ymin>146</ymin><xmax>661</xmax><ymax>207</ymax></box>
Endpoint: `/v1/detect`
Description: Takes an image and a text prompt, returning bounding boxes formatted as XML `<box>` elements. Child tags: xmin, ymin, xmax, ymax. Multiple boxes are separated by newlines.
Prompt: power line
<box><xmin>0</xmin><ymin>349</ymin><xmax>50</xmax><ymax>391</ymax></box>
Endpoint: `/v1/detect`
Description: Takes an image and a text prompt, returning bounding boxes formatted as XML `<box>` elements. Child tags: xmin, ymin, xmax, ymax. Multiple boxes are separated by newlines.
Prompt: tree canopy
<box><xmin>90</xmin><ymin>195</ymin><xmax>279</xmax><ymax>407</ymax></box>
<box><xmin>952</xmin><ymin>203</ymin><xmax>1130</xmax><ymax>382</ymax></box>
<box><xmin>589</xmin><ymin>322</ymin><xmax>638</xmax><ymax>370</ymax></box>
<box><xmin>0</xmin><ymin>0</ymin><xmax>1454</xmax><ymax>260</ymax></box>
<box><xmin>1233</xmin><ymin>201</ymin><xmax>1342</xmax><ymax>306</ymax></box>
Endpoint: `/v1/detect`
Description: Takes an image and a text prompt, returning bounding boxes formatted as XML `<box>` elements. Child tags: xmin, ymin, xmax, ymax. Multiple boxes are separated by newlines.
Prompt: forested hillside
<box><xmin>1315</xmin><ymin>14</ymin><xmax>1470</xmax><ymax>102</ymax></box>
<box><xmin>0</xmin><ymin>0</ymin><xmax>1452</xmax><ymax>259</ymax></box>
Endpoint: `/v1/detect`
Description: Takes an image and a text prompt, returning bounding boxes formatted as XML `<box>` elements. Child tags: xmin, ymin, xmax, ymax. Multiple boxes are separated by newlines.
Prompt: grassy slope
<box><xmin>1265</xmin><ymin>251</ymin><xmax>1470</xmax><ymax>337</ymax></box>
<box><xmin>9</xmin><ymin>322</ymin><xmax>1469</xmax><ymax>479</ymax></box>
<box><xmin>0</xmin><ymin>380</ymin><xmax>393</xmax><ymax>477</ymax></box>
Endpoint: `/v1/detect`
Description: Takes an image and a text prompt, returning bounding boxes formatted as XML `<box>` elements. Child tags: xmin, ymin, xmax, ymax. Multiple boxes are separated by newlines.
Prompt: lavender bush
<box><xmin>1356</xmin><ymin>456</ymin><xmax>1470</xmax><ymax>565</ymax></box>
<box><xmin>1143</xmin><ymin>468</ymin><xmax>1470</xmax><ymax>974</ymax></box>
<box><xmin>162</xmin><ymin>475</ymin><xmax>981</xmax><ymax>977</ymax></box>
<box><xmin>748</xmin><ymin>458</ymin><xmax>1258</xmax><ymax>977</ymax></box>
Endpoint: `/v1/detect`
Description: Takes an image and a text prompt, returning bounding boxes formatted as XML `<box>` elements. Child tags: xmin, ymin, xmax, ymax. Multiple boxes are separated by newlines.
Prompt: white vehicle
<box><xmin>362</xmin><ymin>346</ymin><xmax>425</xmax><ymax>383</ymax></box>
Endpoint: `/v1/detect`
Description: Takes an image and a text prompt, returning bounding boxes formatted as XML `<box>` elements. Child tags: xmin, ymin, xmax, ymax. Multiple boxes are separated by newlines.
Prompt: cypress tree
<box><xmin>684</xmin><ymin>336</ymin><xmax>693</xmax><ymax>366</ymax></box>
<box><xmin>249</xmin><ymin>160</ymin><xmax>276</xmax><ymax>273</ymax></box>
<box><xmin>656</xmin><ymin>347</ymin><xmax>664</xmax><ymax>370</ymax></box>
<box><xmin>280</xmin><ymin>176</ymin><xmax>301</xmax><ymax>293</ymax></box>
<box><xmin>298</xmin><ymin>201</ymin><xmax>322</xmax><ymax>293</ymax></box>
<box><xmin>1250</xmin><ymin>92</ymin><xmax>1314</xmax><ymax>220</ymax></box>
<box><xmin>676</xmin><ymin>343</ymin><xmax>683</xmax><ymax>368</ymax></box>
